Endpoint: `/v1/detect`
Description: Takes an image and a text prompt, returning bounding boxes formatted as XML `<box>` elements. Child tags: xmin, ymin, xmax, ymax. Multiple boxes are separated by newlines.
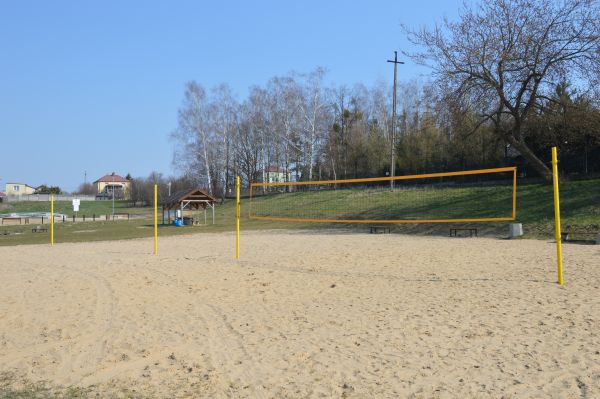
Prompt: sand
<box><xmin>0</xmin><ymin>230</ymin><xmax>599</xmax><ymax>398</ymax></box>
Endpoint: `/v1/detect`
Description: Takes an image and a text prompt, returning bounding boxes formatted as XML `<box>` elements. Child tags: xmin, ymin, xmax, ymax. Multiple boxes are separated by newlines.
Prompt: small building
<box><xmin>261</xmin><ymin>166</ymin><xmax>292</xmax><ymax>184</ymax></box>
<box><xmin>4</xmin><ymin>183</ymin><xmax>36</xmax><ymax>197</ymax></box>
<box><xmin>162</xmin><ymin>188</ymin><xmax>217</xmax><ymax>225</ymax></box>
<box><xmin>94</xmin><ymin>173</ymin><xmax>131</xmax><ymax>200</ymax></box>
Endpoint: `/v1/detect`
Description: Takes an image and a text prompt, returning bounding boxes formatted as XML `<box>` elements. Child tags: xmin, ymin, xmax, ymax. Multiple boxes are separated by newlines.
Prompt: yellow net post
<box><xmin>552</xmin><ymin>147</ymin><xmax>564</xmax><ymax>285</ymax></box>
<box><xmin>50</xmin><ymin>194</ymin><xmax>54</xmax><ymax>246</ymax></box>
<box><xmin>512</xmin><ymin>168</ymin><xmax>517</xmax><ymax>219</ymax></box>
<box><xmin>236</xmin><ymin>176</ymin><xmax>240</xmax><ymax>259</ymax></box>
<box><xmin>154</xmin><ymin>184</ymin><xmax>158</xmax><ymax>255</ymax></box>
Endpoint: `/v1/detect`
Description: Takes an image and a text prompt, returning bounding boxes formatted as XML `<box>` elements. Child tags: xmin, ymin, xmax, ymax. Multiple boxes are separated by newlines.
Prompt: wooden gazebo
<box><xmin>162</xmin><ymin>189</ymin><xmax>217</xmax><ymax>225</ymax></box>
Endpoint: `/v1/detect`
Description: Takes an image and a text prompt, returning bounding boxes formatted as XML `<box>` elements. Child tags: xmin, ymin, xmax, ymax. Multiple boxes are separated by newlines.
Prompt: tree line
<box><xmin>169</xmin><ymin>0</ymin><xmax>599</xmax><ymax>197</ymax></box>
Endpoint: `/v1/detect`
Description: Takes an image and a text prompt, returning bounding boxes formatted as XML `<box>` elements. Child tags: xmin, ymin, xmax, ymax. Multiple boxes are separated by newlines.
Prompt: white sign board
<box><xmin>72</xmin><ymin>198</ymin><xmax>80</xmax><ymax>212</ymax></box>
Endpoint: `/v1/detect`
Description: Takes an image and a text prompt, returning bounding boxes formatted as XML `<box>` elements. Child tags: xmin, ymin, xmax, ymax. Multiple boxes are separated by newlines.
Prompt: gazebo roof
<box><xmin>162</xmin><ymin>188</ymin><xmax>217</xmax><ymax>210</ymax></box>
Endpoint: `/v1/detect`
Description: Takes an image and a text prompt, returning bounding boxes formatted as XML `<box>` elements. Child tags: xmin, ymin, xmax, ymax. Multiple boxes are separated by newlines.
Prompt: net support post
<box><xmin>50</xmin><ymin>194</ymin><xmax>54</xmax><ymax>247</ymax></box>
<box><xmin>552</xmin><ymin>147</ymin><xmax>564</xmax><ymax>285</ymax></box>
<box><xmin>512</xmin><ymin>168</ymin><xmax>517</xmax><ymax>219</ymax></box>
<box><xmin>154</xmin><ymin>184</ymin><xmax>158</xmax><ymax>255</ymax></box>
<box><xmin>236</xmin><ymin>176</ymin><xmax>240</xmax><ymax>259</ymax></box>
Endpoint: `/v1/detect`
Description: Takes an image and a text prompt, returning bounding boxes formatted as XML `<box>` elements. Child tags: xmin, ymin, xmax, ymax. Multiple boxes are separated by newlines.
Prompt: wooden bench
<box><xmin>32</xmin><ymin>226</ymin><xmax>48</xmax><ymax>233</ymax></box>
<box><xmin>450</xmin><ymin>228</ymin><xmax>478</xmax><ymax>237</ymax></box>
<box><xmin>561</xmin><ymin>231</ymin><xmax>599</xmax><ymax>243</ymax></box>
<box><xmin>370</xmin><ymin>226</ymin><xmax>391</xmax><ymax>234</ymax></box>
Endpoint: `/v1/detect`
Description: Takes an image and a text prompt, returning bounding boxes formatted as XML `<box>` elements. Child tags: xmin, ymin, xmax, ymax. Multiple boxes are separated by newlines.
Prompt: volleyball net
<box><xmin>249</xmin><ymin>167</ymin><xmax>517</xmax><ymax>223</ymax></box>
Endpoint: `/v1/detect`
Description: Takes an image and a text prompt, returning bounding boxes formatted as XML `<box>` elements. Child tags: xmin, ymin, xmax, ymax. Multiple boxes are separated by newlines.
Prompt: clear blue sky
<box><xmin>0</xmin><ymin>0</ymin><xmax>460</xmax><ymax>192</ymax></box>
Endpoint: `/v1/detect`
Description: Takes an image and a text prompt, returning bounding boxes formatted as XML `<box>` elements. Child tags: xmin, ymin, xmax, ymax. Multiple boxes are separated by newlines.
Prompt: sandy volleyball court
<box><xmin>0</xmin><ymin>231</ymin><xmax>599</xmax><ymax>398</ymax></box>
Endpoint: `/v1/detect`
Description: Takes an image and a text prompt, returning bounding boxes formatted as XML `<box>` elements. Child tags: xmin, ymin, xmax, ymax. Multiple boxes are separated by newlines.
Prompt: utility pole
<box><xmin>387</xmin><ymin>51</ymin><xmax>404</xmax><ymax>190</ymax></box>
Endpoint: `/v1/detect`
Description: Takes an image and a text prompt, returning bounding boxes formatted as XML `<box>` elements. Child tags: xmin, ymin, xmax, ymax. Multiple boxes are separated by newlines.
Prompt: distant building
<box><xmin>4</xmin><ymin>183</ymin><xmax>36</xmax><ymax>197</ymax></box>
<box><xmin>94</xmin><ymin>173</ymin><xmax>131</xmax><ymax>200</ymax></box>
<box><xmin>261</xmin><ymin>166</ymin><xmax>292</xmax><ymax>184</ymax></box>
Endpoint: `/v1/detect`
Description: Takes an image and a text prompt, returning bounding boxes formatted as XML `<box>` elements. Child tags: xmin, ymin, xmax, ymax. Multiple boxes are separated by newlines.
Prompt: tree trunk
<box><xmin>506</xmin><ymin>136</ymin><xmax>552</xmax><ymax>182</ymax></box>
<box><xmin>200</xmin><ymin>129</ymin><xmax>213</xmax><ymax>194</ymax></box>
<box><xmin>308</xmin><ymin>129</ymin><xmax>315</xmax><ymax>181</ymax></box>
<box><xmin>222</xmin><ymin>133</ymin><xmax>230</xmax><ymax>202</ymax></box>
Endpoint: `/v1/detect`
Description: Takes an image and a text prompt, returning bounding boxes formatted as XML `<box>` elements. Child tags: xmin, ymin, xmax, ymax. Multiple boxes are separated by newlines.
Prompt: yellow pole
<box><xmin>512</xmin><ymin>168</ymin><xmax>517</xmax><ymax>219</ymax></box>
<box><xmin>552</xmin><ymin>147</ymin><xmax>563</xmax><ymax>285</ymax></box>
<box><xmin>50</xmin><ymin>194</ymin><xmax>54</xmax><ymax>246</ymax></box>
<box><xmin>154</xmin><ymin>184</ymin><xmax>158</xmax><ymax>255</ymax></box>
<box><xmin>236</xmin><ymin>176</ymin><xmax>240</xmax><ymax>259</ymax></box>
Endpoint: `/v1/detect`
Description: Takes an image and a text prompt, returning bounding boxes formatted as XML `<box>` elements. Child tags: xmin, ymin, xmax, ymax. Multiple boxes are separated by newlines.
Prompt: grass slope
<box><xmin>251</xmin><ymin>185</ymin><xmax>514</xmax><ymax>221</ymax></box>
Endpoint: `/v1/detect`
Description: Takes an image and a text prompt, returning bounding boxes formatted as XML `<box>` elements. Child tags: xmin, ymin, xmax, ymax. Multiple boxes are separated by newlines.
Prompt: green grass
<box><xmin>516</xmin><ymin>180</ymin><xmax>600</xmax><ymax>229</ymax></box>
<box><xmin>0</xmin><ymin>200</ymin><xmax>147</xmax><ymax>218</ymax></box>
<box><xmin>0</xmin><ymin>200</ymin><xmax>301</xmax><ymax>246</ymax></box>
<box><xmin>0</xmin><ymin>178</ymin><xmax>598</xmax><ymax>246</ymax></box>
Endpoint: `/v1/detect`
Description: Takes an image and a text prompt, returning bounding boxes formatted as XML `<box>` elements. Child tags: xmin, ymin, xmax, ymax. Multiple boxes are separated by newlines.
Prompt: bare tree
<box><xmin>77</xmin><ymin>182</ymin><xmax>96</xmax><ymax>195</ymax></box>
<box><xmin>172</xmin><ymin>81</ymin><xmax>214</xmax><ymax>194</ymax></box>
<box><xmin>404</xmin><ymin>0</ymin><xmax>600</xmax><ymax>180</ymax></box>
<box><xmin>235</xmin><ymin>101</ymin><xmax>262</xmax><ymax>186</ymax></box>
<box><xmin>297</xmin><ymin>68</ymin><xmax>331</xmax><ymax>181</ymax></box>
<box><xmin>210</xmin><ymin>84</ymin><xmax>238</xmax><ymax>200</ymax></box>
<box><xmin>268</xmin><ymin>75</ymin><xmax>303</xmax><ymax>186</ymax></box>
<box><xmin>247</xmin><ymin>87</ymin><xmax>273</xmax><ymax>184</ymax></box>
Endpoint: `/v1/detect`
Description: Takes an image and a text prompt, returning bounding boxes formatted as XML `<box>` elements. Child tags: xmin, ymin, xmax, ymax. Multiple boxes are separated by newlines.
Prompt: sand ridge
<box><xmin>0</xmin><ymin>231</ymin><xmax>599</xmax><ymax>397</ymax></box>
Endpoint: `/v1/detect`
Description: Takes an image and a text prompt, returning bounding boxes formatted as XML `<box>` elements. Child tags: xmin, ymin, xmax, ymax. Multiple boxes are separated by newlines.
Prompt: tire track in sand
<box><xmin>52</xmin><ymin>262</ymin><xmax>118</xmax><ymax>382</ymax></box>
<box><xmin>0</xmin><ymin>259</ymin><xmax>116</xmax><ymax>374</ymax></box>
<box><xmin>142</xmin><ymin>260</ymin><xmax>269</xmax><ymax>398</ymax></box>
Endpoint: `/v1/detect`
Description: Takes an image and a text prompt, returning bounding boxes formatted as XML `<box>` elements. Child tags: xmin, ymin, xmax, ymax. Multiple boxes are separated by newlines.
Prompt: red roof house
<box><xmin>94</xmin><ymin>173</ymin><xmax>131</xmax><ymax>200</ymax></box>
